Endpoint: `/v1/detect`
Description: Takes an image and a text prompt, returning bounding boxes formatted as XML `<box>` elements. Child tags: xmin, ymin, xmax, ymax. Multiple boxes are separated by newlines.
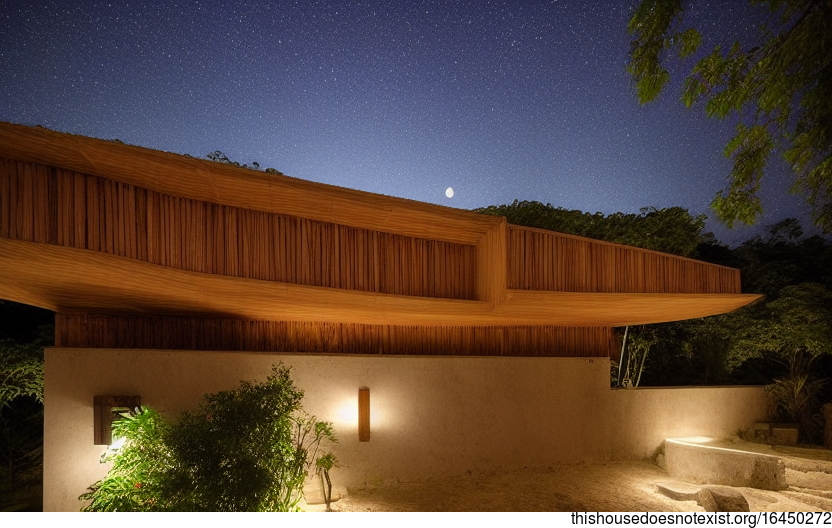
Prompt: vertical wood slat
<box><xmin>56</xmin><ymin>168</ymin><xmax>71</xmax><ymax>246</ymax></box>
<box><xmin>32</xmin><ymin>164</ymin><xmax>49</xmax><ymax>243</ymax></box>
<box><xmin>0</xmin><ymin>160</ymin><xmax>10</xmax><ymax>238</ymax></box>
<box><xmin>135</xmin><ymin>187</ymin><xmax>147</xmax><ymax>262</ymax></box>
<box><xmin>1</xmin><ymin>159</ymin><xmax>478</xmax><ymax>300</ymax></box>
<box><xmin>124</xmin><ymin>184</ymin><xmax>136</xmax><ymax>259</ymax></box>
<box><xmin>54</xmin><ymin>313</ymin><xmax>616</xmax><ymax>357</ymax></box>
<box><xmin>73</xmin><ymin>172</ymin><xmax>86</xmax><ymax>249</ymax></box>
<box><xmin>102</xmin><ymin>178</ymin><xmax>113</xmax><ymax>254</ymax></box>
<box><xmin>47</xmin><ymin>166</ymin><xmax>58</xmax><ymax>244</ymax></box>
<box><xmin>19</xmin><ymin>163</ymin><xmax>34</xmax><ymax>241</ymax></box>
<box><xmin>507</xmin><ymin>225</ymin><xmax>740</xmax><ymax>294</ymax></box>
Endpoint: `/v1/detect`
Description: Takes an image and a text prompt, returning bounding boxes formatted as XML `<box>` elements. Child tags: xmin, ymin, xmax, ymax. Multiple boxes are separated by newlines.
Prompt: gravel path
<box><xmin>329</xmin><ymin>462</ymin><xmax>697</xmax><ymax>512</ymax></box>
<box><xmin>315</xmin><ymin>461</ymin><xmax>831</xmax><ymax>512</ymax></box>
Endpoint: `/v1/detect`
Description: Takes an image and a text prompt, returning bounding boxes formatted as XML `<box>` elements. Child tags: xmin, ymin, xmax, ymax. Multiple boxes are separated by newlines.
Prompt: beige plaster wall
<box><xmin>44</xmin><ymin>348</ymin><xmax>768</xmax><ymax>512</ymax></box>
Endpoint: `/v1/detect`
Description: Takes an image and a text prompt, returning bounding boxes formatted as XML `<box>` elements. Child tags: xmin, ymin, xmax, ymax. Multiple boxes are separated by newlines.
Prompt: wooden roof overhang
<box><xmin>0</xmin><ymin>121</ymin><xmax>761</xmax><ymax>328</ymax></box>
<box><xmin>0</xmin><ymin>237</ymin><xmax>756</xmax><ymax>327</ymax></box>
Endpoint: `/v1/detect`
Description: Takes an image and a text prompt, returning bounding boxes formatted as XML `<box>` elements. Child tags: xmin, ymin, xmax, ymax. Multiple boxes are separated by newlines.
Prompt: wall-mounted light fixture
<box><xmin>94</xmin><ymin>395</ymin><xmax>141</xmax><ymax>445</ymax></box>
<box><xmin>358</xmin><ymin>387</ymin><xmax>370</xmax><ymax>442</ymax></box>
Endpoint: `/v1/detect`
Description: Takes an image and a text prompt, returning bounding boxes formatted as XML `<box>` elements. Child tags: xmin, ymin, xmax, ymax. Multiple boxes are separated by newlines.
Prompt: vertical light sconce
<box><xmin>94</xmin><ymin>395</ymin><xmax>141</xmax><ymax>445</ymax></box>
<box><xmin>358</xmin><ymin>386</ymin><xmax>370</xmax><ymax>442</ymax></box>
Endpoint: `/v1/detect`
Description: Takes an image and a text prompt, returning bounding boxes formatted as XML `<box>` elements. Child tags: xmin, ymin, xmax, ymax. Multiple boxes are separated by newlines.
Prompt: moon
<box><xmin>445</xmin><ymin>187</ymin><xmax>454</xmax><ymax>198</ymax></box>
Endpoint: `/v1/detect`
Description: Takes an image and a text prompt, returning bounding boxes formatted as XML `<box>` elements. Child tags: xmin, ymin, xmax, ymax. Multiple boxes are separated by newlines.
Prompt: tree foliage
<box><xmin>79</xmin><ymin>365</ymin><xmax>336</xmax><ymax>512</ymax></box>
<box><xmin>0</xmin><ymin>323</ymin><xmax>51</xmax><ymax>501</ymax></box>
<box><xmin>726</xmin><ymin>283</ymin><xmax>832</xmax><ymax>366</ymax></box>
<box><xmin>628</xmin><ymin>0</ymin><xmax>832</xmax><ymax>232</ymax></box>
<box><xmin>617</xmin><ymin>326</ymin><xmax>659</xmax><ymax>388</ymax></box>
<box><xmin>475</xmin><ymin>200</ymin><xmax>706</xmax><ymax>257</ymax></box>
<box><xmin>0</xmin><ymin>337</ymin><xmax>45</xmax><ymax>409</ymax></box>
<box><xmin>731</xmin><ymin>218</ymin><xmax>832</xmax><ymax>296</ymax></box>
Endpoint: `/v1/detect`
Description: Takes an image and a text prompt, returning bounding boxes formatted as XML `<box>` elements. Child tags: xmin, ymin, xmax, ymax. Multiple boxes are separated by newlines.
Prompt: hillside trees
<box><xmin>475</xmin><ymin>201</ymin><xmax>706</xmax><ymax>257</ymax></box>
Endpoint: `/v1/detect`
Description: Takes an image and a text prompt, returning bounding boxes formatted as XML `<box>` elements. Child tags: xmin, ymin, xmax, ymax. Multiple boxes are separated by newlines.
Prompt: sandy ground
<box><xmin>309</xmin><ymin>461</ymin><xmax>832</xmax><ymax>512</ymax></box>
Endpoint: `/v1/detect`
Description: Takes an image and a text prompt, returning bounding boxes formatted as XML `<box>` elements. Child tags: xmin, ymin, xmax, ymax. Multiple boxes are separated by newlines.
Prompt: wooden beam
<box><xmin>476</xmin><ymin>218</ymin><xmax>507</xmax><ymax>304</ymax></box>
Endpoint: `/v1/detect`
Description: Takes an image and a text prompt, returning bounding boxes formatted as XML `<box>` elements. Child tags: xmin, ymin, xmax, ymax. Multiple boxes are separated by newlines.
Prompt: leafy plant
<box><xmin>0</xmin><ymin>331</ymin><xmax>47</xmax><ymax>409</ymax></box>
<box><xmin>79</xmin><ymin>408</ymin><xmax>171</xmax><ymax>511</ymax></box>
<box><xmin>79</xmin><ymin>365</ymin><xmax>336</xmax><ymax>511</ymax></box>
<box><xmin>316</xmin><ymin>451</ymin><xmax>338</xmax><ymax>511</ymax></box>
<box><xmin>765</xmin><ymin>351</ymin><xmax>828</xmax><ymax>444</ymax></box>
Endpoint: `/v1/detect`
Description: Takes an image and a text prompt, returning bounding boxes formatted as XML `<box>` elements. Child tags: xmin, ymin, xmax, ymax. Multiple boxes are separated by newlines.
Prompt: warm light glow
<box><xmin>671</xmin><ymin>436</ymin><xmax>716</xmax><ymax>444</ymax></box>
<box><xmin>93</xmin><ymin>395</ymin><xmax>140</xmax><ymax>445</ymax></box>
<box><xmin>330</xmin><ymin>388</ymin><xmax>392</xmax><ymax>436</ymax></box>
<box><xmin>334</xmin><ymin>396</ymin><xmax>359</xmax><ymax>426</ymax></box>
<box><xmin>99</xmin><ymin>436</ymin><xmax>127</xmax><ymax>463</ymax></box>
<box><xmin>666</xmin><ymin>437</ymin><xmax>762</xmax><ymax>456</ymax></box>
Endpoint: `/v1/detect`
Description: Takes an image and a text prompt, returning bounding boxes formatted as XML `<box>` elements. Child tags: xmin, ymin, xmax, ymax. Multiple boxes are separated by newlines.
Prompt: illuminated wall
<box><xmin>45</xmin><ymin>348</ymin><xmax>768</xmax><ymax>512</ymax></box>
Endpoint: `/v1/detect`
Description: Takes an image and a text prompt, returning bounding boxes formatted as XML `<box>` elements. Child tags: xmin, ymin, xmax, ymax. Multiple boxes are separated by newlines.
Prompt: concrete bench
<box><xmin>664</xmin><ymin>437</ymin><xmax>787</xmax><ymax>490</ymax></box>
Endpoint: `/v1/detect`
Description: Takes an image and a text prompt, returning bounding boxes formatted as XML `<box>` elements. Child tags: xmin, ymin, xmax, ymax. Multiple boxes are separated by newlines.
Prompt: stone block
<box><xmin>704</xmin><ymin>485</ymin><xmax>750</xmax><ymax>512</ymax></box>
<box><xmin>745</xmin><ymin>422</ymin><xmax>771</xmax><ymax>443</ymax></box>
<box><xmin>770</xmin><ymin>425</ymin><xmax>799</xmax><ymax>446</ymax></box>
<box><xmin>656</xmin><ymin>481</ymin><xmax>749</xmax><ymax>512</ymax></box>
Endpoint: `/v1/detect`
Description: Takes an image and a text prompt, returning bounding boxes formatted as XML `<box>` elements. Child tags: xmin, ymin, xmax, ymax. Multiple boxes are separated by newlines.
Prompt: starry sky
<box><xmin>0</xmin><ymin>1</ymin><xmax>818</xmax><ymax>245</ymax></box>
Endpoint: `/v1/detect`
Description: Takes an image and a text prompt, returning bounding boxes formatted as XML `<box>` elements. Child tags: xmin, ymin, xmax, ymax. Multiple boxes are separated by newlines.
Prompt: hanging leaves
<box><xmin>628</xmin><ymin>0</ymin><xmax>832</xmax><ymax>232</ymax></box>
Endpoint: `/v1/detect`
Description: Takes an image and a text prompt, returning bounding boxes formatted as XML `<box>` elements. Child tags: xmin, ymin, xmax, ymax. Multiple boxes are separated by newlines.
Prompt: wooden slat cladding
<box><xmin>0</xmin><ymin>159</ymin><xmax>476</xmax><ymax>299</ymax></box>
<box><xmin>56</xmin><ymin>314</ymin><xmax>615</xmax><ymax>357</ymax></box>
<box><xmin>507</xmin><ymin>226</ymin><xmax>741</xmax><ymax>294</ymax></box>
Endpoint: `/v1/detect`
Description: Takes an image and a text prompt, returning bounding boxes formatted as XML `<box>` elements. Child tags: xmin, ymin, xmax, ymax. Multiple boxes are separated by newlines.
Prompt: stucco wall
<box><xmin>44</xmin><ymin>348</ymin><xmax>769</xmax><ymax>512</ymax></box>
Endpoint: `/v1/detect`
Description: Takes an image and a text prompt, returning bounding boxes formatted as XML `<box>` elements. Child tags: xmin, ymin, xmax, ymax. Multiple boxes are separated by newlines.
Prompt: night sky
<box><xmin>0</xmin><ymin>1</ymin><xmax>818</xmax><ymax>245</ymax></box>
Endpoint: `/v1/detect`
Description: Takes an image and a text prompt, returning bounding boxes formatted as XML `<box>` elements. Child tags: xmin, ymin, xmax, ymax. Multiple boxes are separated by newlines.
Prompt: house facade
<box><xmin>0</xmin><ymin>122</ymin><xmax>766</xmax><ymax>511</ymax></box>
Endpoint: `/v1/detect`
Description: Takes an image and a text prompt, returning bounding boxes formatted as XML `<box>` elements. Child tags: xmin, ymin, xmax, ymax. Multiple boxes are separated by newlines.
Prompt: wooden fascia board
<box><xmin>0</xmin><ymin>238</ymin><xmax>762</xmax><ymax>327</ymax></box>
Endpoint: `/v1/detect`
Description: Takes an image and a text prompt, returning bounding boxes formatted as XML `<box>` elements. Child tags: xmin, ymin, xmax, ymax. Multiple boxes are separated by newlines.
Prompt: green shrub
<box><xmin>79</xmin><ymin>407</ymin><xmax>171</xmax><ymax>511</ymax></box>
<box><xmin>80</xmin><ymin>365</ymin><xmax>335</xmax><ymax>511</ymax></box>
